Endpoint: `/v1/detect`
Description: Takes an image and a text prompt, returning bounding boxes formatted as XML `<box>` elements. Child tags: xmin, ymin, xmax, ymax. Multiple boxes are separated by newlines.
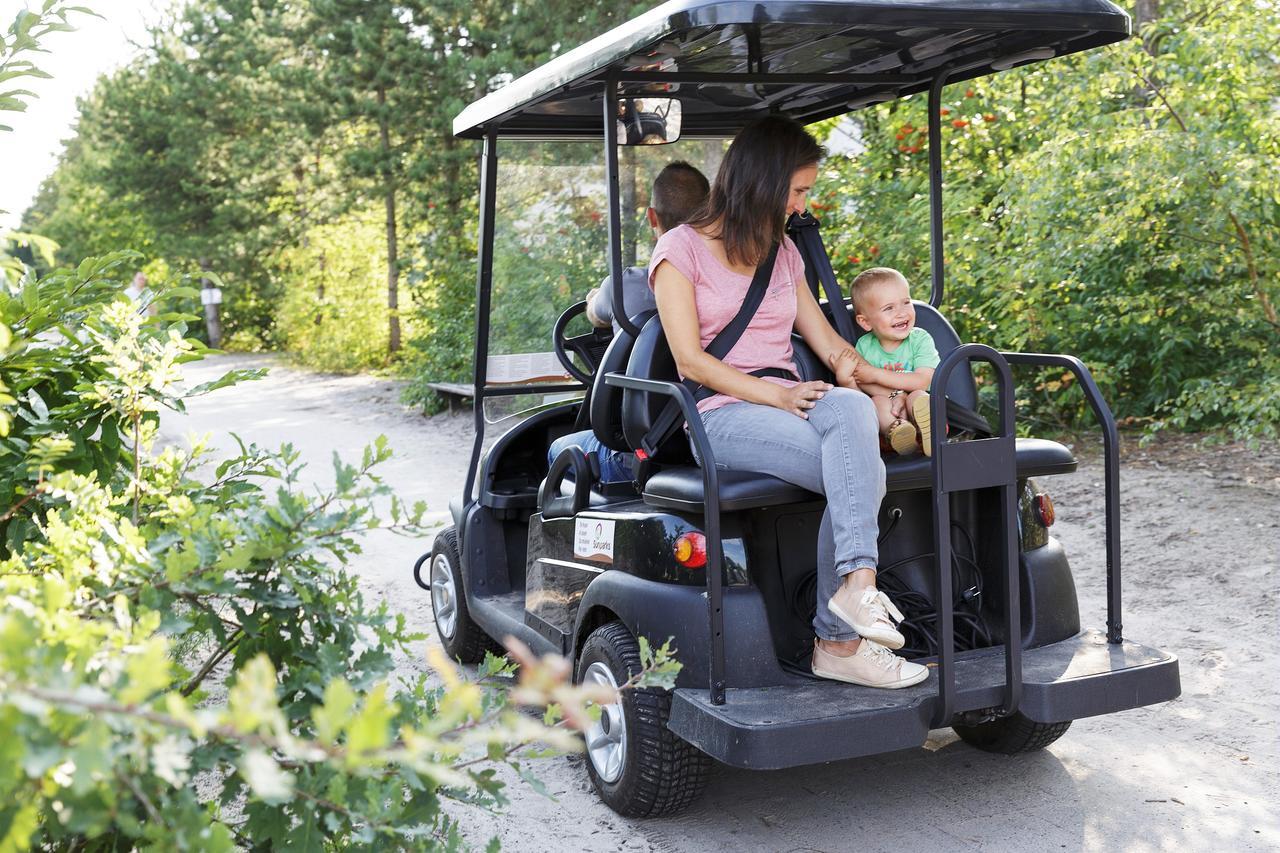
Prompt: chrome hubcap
<box><xmin>430</xmin><ymin>554</ymin><xmax>457</xmax><ymax>640</ymax></box>
<box><xmin>583</xmin><ymin>661</ymin><xmax>626</xmax><ymax>783</ymax></box>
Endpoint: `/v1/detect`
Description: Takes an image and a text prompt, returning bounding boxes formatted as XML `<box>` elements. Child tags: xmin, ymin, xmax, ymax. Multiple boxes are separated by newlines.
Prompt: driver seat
<box><xmin>622</xmin><ymin>313</ymin><xmax>821</xmax><ymax>512</ymax></box>
<box><xmin>538</xmin><ymin>310</ymin><xmax>656</xmax><ymax>517</ymax></box>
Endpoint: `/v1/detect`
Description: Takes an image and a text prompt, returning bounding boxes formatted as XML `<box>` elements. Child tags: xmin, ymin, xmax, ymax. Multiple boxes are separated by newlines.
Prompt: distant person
<box><xmin>123</xmin><ymin>271</ymin><xmax>158</xmax><ymax>317</ymax></box>
<box><xmin>547</xmin><ymin>162</ymin><xmax>710</xmax><ymax>483</ymax></box>
<box><xmin>840</xmin><ymin>267</ymin><xmax>939</xmax><ymax>456</ymax></box>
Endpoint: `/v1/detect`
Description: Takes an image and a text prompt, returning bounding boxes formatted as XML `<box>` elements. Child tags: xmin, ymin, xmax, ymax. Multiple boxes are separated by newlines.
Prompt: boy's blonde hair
<box><xmin>850</xmin><ymin>267</ymin><xmax>909</xmax><ymax>313</ymax></box>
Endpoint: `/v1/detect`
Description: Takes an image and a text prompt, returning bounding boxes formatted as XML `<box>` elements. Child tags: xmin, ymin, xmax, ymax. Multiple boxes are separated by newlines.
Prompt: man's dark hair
<box><xmin>651</xmin><ymin>161</ymin><xmax>710</xmax><ymax>231</ymax></box>
<box><xmin>687</xmin><ymin>115</ymin><xmax>825</xmax><ymax>266</ymax></box>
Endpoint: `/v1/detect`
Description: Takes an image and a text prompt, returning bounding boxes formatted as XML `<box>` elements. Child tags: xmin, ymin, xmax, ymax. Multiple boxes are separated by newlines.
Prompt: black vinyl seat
<box><xmin>623</xmin><ymin>301</ymin><xmax>1078</xmax><ymax>515</ymax></box>
<box><xmin>537</xmin><ymin>310</ymin><xmax>657</xmax><ymax>515</ymax></box>
<box><xmin>640</xmin><ymin>437</ymin><xmax>1077</xmax><ymax>513</ymax></box>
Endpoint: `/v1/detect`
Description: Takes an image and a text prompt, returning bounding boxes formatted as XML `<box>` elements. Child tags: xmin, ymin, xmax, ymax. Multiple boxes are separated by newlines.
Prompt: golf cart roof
<box><xmin>453</xmin><ymin>0</ymin><xmax>1129</xmax><ymax>140</ymax></box>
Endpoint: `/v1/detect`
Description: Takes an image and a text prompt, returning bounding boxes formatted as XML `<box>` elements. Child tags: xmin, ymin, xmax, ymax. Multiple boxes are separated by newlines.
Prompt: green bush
<box><xmin>815</xmin><ymin>0</ymin><xmax>1278</xmax><ymax>439</ymax></box>
<box><xmin>0</xmin><ymin>253</ymin><xmax>680</xmax><ymax>849</ymax></box>
<box><xmin>277</xmin><ymin>213</ymin><xmax>405</xmax><ymax>372</ymax></box>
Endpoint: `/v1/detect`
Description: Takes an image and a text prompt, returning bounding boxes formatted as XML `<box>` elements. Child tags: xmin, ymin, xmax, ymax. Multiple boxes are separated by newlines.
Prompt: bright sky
<box><xmin>1</xmin><ymin>1</ymin><xmax>164</xmax><ymax>230</ymax></box>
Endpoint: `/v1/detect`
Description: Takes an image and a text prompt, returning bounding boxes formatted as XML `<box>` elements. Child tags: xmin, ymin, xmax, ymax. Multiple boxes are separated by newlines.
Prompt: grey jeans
<box><xmin>696</xmin><ymin>388</ymin><xmax>887</xmax><ymax>642</ymax></box>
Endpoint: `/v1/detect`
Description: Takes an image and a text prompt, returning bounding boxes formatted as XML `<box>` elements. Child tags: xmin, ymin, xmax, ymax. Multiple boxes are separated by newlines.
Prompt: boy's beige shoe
<box><xmin>828</xmin><ymin>584</ymin><xmax>906</xmax><ymax>649</ymax></box>
<box><xmin>887</xmin><ymin>419</ymin><xmax>918</xmax><ymax>456</ymax></box>
<box><xmin>912</xmin><ymin>393</ymin><xmax>933</xmax><ymax>457</ymax></box>
<box><xmin>811</xmin><ymin>639</ymin><xmax>929</xmax><ymax>689</ymax></box>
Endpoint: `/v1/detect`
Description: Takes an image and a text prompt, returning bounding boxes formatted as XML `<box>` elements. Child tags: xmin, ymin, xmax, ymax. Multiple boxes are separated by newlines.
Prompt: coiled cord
<box><xmin>876</xmin><ymin>521</ymin><xmax>993</xmax><ymax>658</ymax></box>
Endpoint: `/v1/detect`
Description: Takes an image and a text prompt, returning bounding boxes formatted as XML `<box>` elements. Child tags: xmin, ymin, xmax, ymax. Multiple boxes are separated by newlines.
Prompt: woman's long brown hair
<box><xmin>687</xmin><ymin>115</ymin><xmax>825</xmax><ymax>267</ymax></box>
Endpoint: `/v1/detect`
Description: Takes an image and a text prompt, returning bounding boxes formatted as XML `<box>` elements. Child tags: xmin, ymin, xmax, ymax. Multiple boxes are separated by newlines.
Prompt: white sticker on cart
<box><xmin>574</xmin><ymin>518</ymin><xmax>615</xmax><ymax>564</ymax></box>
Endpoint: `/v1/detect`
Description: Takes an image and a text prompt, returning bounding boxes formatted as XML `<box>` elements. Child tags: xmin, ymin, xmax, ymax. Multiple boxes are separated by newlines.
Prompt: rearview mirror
<box><xmin>616</xmin><ymin>97</ymin><xmax>682</xmax><ymax>145</ymax></box>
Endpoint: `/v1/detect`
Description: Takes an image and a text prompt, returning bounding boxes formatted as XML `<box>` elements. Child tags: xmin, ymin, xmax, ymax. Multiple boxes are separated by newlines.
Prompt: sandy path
<box><xmin>164</xmin><ymin>354</ymin><xmax>1280</xmax><ymax>852</ymax></box>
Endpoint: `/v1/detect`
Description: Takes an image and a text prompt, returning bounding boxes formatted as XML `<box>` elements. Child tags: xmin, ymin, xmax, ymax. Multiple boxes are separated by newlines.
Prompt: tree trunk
<box><xmin>377</xmin><ymin>83</ymin><xmax>401</xmax><ymax>354</ymax></box>
<box><xmin>1135</xmin><ymin>0</ymin><xmax>1160</xmax><ymax>53</ymax></box>
<box><xmin>199</xmin><ymin>257</ymin><xmax>222</xmax><ymax>348</ymax></box>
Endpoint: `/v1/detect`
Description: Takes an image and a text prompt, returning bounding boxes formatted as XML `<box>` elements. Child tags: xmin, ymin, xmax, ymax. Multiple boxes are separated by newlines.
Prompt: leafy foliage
<box><xmin>1</xmin><ymin>9</ymin><xmax>691</xmax><ymax>849</ymax></box>
<box><xmin>815</xmin><ymin>0</ymin><xmax>1278</xmax><ymax>438</ymax></box>
<box><xmin>0</xmin><ymin>252</ymin><xmax>682</xmax><ymax>849</ymax></box>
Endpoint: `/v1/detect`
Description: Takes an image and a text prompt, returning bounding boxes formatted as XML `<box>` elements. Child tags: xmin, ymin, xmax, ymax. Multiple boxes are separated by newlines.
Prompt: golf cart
<box><xmin>419</xmin><ymin>0</ymin><xmax>1181</xmax><ymax>817</ymax></box>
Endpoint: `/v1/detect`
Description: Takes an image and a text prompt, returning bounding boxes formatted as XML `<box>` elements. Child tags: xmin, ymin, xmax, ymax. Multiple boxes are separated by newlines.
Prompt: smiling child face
<box><xmin>855</xmin><ymin>273</ymin><xmax>915</xmax><ymax>344</ymax></box>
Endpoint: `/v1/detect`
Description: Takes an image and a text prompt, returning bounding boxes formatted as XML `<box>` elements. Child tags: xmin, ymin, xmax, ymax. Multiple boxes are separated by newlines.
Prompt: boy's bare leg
<box><xmin>907</xmin><ymin>390</ymin><xmax>932</xmax><ymax>456</ymax></box>
<box><xmin>874</xmin><ymin>393</ymin><xmax>918</xmax><ymax>455</ymax></box>
<box><xmin>871</xmin><ymin>394</ymin><xmax>897</xmax><ymax>433</ymax></box>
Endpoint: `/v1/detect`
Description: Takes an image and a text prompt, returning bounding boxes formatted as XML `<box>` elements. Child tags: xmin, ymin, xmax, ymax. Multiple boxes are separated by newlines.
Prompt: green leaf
<box><xmin>239</xmin><ymin>750</ymin><xmax>294</xmax><ymax>804</ymax></box>
<box><xmin>513</xmin><ymin>764</ymin><xmax>557</xmax><ymax>801</ymax></box>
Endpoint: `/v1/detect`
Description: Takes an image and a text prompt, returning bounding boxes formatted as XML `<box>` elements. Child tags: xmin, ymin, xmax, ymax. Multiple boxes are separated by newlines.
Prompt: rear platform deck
<box><xmin>668</xmin><ymin>630</ymin><xmax>1179</xmax><ymax>769</ymax></box>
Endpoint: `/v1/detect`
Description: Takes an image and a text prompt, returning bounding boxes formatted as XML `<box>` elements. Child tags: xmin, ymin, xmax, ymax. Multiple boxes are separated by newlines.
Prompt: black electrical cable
<box><xmin>876</xmin><ymin>520</ymin><xmax>993</xmax><ymax>658</ymax></box>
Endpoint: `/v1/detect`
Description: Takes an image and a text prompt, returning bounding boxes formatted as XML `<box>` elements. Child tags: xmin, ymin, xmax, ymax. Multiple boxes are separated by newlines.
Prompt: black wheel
<box><xmin>427</xmin><ymin>526</ymin><xmax>500</xmax><ymax>663</ymax></box>
<box><xmin>576</xmin><ymin>622</ymin><xmax>711</xmax><ymax>817</ymax></box>
<box><xmin>953</xmin><ymin>712</ymin><xmax>1072</xmax><ymax>755</ymax></box>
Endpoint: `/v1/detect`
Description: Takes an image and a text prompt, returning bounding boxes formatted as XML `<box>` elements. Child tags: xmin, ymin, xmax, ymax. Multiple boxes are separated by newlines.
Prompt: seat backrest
<box><xmin>621</xmin><ymin>302</ymin><xmax>976</xmax><ymax>457</ymax></box>
<box><xmin>591</xmin><ymin>309</ymin><xmax>656</xmax><ymax>451</ymax></box>
<box><xmin>620</xmin><ymin>313</ymin><xmax>694</xmax><ymax>462</ymax></box>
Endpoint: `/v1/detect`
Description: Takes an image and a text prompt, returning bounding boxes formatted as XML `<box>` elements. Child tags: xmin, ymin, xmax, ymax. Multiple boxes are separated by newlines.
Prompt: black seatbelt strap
<box><xmin>641</xmin><ymin>243</ymin><xmax>781</xmax><ymax>457</ymax></box>
<box><xmin>787</xmin><ymin>212</ymin><xmax>859</xmax><ymax>343</ymax></box>
<box><xmin>788</xmin><ymin>212</ymin><xmax>993</xmax><ymax>438</ymax></box>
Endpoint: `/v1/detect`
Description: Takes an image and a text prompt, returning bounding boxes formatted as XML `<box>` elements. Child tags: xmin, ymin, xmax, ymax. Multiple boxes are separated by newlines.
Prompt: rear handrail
<box><xmin>1002</xmin><ymin>351</ymin><xmax>1122</xmax><ymax>645</ymax></box>
<box><xmin>603</xmin><ymin>372</ymin><xmax>728</xmax><ymax>705</ymax></box>
<box><xmin>928</xmin><ymin>344</ymin><xmax>1023</xmax><ymax>728</ymax></box>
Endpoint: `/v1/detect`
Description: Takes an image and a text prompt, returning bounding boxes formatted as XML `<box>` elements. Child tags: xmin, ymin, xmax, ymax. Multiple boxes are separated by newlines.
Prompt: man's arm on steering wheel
<box><xmin>653</xmin><ymin>261</ymin><xmax>830</xmax><ymax>419</ymax></box>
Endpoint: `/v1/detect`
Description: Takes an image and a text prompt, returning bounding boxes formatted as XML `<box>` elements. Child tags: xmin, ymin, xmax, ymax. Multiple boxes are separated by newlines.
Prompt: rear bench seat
<box><xmin>622</xmin><ymin>301</ymin><xmax>1077</xmax><ymax>515</ymax></box>
<box><xmin>640</xmin><ymin>438</ymin><xmax>1076</xmax><ymax>513</ymax></box>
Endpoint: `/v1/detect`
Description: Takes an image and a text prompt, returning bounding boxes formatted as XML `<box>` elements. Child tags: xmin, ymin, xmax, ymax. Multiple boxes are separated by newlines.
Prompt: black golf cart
<box><xmin>419</xmin><ymin>0</ymin><xmax>1181</xmax><ymax>817</ymax></box>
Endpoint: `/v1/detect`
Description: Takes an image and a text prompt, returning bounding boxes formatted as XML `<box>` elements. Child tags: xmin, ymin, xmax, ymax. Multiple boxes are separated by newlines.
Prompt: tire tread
<box><xmin>581</xmin><ymin>622</ymin><xmax>711</xmax><ymax>816</ymax></box>
<box><xmin>431</xmin><ymin>527</ymin><xmax>502</xmax><ymax>664</ymax></box>
<box><xmin>954</xmin><ymin>712</ymin><xmax>1071</xmax><ymax>755</ymax></box>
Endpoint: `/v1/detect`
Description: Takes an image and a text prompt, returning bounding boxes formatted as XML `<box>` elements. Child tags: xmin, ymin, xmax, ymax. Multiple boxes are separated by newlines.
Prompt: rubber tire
<box><xmin>953</xmin><ymin>712</ymin><xmax>1072</xmax><ymax>755</ymax></box>
<box><xmin>576</xmin><ymin>622</ymin><xmax>711</xmax><ymax>817</ymax></box>
<box><xmin>430</xmin><ymin>526</ymin><xmax>501</xmax><ymax>664</ymax></box>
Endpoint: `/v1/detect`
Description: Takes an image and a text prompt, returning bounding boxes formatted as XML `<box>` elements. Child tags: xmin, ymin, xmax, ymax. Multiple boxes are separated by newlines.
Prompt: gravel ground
<box><xmin>164</xmin><ymin>354</ymin><xmax>1280</xmax><ymax>853</ymax></box>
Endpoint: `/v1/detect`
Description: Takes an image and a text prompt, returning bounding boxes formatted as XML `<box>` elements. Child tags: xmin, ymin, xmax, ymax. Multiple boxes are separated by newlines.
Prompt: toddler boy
<box><xmin>840</xmin><ymin>267</ymin><xmax>939</xmax><ymax>456</ymax></box>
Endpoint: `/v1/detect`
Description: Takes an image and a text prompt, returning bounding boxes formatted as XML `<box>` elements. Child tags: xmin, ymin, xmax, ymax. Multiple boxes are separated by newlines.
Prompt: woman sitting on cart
<box><xmin>649</xmin><ymin>116</ymin><xmax>928</xmax><ymax>689</ymax></box>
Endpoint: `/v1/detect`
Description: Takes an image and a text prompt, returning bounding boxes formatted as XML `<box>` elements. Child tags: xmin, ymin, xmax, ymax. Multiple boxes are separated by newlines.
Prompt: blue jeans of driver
<box><xmin>695</xmin><ymin>388</ymin><xmax>886</xmax><ymax>642</ymax></box>
<box><xmin>547</xmin><ymin>430</ymin><xmax>634</xmax><ymax>484</ymax></box>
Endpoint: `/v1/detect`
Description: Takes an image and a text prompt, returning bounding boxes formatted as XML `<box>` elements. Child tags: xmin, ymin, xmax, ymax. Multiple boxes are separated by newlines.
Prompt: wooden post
<box><xmin>199</xmin><ymin>258</ymin><xmax>223</xmax><ymax>348</ymax></box>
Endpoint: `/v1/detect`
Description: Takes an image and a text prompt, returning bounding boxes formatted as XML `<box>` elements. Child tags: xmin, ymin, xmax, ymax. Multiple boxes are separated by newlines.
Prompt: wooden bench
<box><xmin>423</xmin><ymin>382</ymin><xmax>475</xmax><ymax>413</ymax></box>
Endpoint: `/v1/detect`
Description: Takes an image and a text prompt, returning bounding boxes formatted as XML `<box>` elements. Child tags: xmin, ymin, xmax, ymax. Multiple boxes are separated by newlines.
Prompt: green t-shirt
<box><xmin>855</xmin><ymin>327</ymin><xmax>940</xmax><ymax>373</ymax></box>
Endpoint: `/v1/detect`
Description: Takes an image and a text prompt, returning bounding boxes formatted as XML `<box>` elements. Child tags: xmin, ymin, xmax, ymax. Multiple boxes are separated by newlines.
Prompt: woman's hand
<box><xmin>776</xmin><ymin>381</ymin><xmax>833</xmax><ymax>419</ymax></box>
<box><xmin>828</xmin><ymin>349</ymin><xmax>861</xmax><ymax>390</ymax></box>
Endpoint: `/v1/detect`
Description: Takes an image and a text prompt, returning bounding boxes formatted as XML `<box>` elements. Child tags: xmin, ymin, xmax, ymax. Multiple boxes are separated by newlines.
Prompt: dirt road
<box><xmin>165</xmin><ymin>354</ymin><xmax>1279</xmax><ymax>852</ymax></box>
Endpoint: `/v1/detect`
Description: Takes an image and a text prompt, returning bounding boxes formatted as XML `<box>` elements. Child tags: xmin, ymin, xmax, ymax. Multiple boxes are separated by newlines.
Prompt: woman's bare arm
<box><xmin>653</xmin><ymin>261</ymin><xmax>830</xmax><ymax>417</ymax></box>
<box><xmin>793</xmin><ymin>279</ymin><xmax>858</xmax><ymax>386</ymax></box>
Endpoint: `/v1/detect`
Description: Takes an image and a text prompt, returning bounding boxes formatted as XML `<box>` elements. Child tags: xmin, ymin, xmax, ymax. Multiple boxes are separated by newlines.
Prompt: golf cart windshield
<box><xmin>481</xmin><ymin>139</ymin><xmax>726</xmax><ymax>426</ymax></box>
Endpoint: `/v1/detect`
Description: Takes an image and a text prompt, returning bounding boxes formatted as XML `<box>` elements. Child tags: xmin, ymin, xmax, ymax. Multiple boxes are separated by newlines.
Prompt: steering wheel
<box><xmin>553</xmin><ymin>300</ymin><xmax>614</xmax><ymax>386</ymax></box>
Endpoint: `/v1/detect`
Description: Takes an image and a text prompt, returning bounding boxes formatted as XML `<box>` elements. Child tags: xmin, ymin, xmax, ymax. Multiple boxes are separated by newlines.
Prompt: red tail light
<box><xmin>673</xmin><ymin>532</ymin><xmax>707</xmax><ymax>569</ymax></box>
<box><xmin>1034</xmin><ymin>493</ymin><xmax>1055</xmax><ymax>527</ymax></box>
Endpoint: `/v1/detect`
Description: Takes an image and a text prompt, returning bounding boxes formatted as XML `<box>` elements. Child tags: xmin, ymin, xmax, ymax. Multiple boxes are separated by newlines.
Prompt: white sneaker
<box><xmin>811</xmin><ymin>639</ymin><xmax>929</xmax><ymax>689</ymax></box>
<box><xmin>828</xmin><ymin>584</ymin><xmax>906</xmax><ymax>650</ymax></box>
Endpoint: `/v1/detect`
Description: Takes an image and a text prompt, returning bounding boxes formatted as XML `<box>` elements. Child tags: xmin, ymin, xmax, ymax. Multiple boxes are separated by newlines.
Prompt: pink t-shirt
<box><xmin>648</xmin><ymin>224</ymin><xmax>803</xmax><ymax>414</ymax></box>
